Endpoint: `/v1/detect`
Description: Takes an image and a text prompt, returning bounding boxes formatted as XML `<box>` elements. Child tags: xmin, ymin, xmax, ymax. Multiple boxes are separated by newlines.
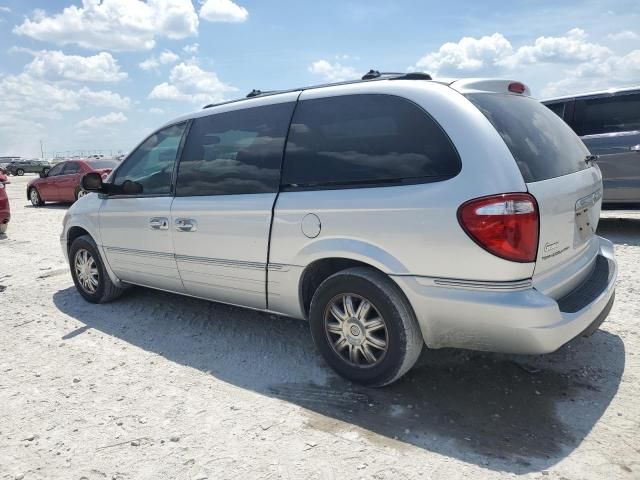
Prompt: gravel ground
<box><xmin>1</xmin><ymin>175</ymin><xmax>639</xmax><ymax>480</ymax></box>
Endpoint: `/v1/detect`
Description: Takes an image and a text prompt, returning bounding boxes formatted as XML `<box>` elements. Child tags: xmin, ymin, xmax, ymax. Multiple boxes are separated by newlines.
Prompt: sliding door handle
<box><xmin>175</xmin><ymin>218</ymin><xmax>198</xmax><ymax>232</ymax></box>
<box><xmin>149</xmin><ymin>217</ymin><xmax>169</xmax><ymax>230</ymax></box>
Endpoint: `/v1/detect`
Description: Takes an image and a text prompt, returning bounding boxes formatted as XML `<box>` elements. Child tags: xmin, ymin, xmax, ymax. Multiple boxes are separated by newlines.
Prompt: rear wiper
<box><xmin>585</xmin><ymin>154</ymin><xmax>598</xmax><ymax>164</ymax></box>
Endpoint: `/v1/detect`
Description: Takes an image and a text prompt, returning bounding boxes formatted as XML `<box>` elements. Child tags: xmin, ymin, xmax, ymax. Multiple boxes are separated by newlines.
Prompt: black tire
<box><xmin>29</xmin><ymin>187</ymin><xmax>44</xmax><ymax>207</ymax></box>
<box><xmin>69</xmin><ymin>234</ymin><xmax>124</xmax><ymax>304</ymax></box>
<box><xmin>0</xmin><ymin>223</ymin><xmax>7</xmax><ymax>234</ymax></box>
<box><xmin>16</xmin><ymin>168</ymin><xmax>24</xmax><ymax>176</ymax></box>
<box><xmin>309</xmin><ymin>267</ymin><xmax>423</xmax><ymax>387</ymax></box>
<box><xmin>42</xmin><ymin>168</ymin><xmax>50</xmax><ymax>175</ymax></box>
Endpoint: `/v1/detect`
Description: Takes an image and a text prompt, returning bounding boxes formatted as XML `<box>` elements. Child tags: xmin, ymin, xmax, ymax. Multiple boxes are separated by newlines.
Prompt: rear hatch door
<box><xmin>466</xmin><ymin>92</ymin><xmax>602</xmax><ymax>297</ymax></box>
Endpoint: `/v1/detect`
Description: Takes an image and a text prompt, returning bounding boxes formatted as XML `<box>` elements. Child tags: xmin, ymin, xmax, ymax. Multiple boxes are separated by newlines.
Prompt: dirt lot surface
<box><xmin>1</xmin><ymin>175</ymin><xmax>639</xmax><ymax>479</ymax></box>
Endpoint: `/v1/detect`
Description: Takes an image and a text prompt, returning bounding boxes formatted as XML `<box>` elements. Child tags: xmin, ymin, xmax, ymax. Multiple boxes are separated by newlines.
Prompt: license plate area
<box><xmin>574</xmin><ymin>190</ymin><xmax>601</xmax><ymax>245</ymax></box>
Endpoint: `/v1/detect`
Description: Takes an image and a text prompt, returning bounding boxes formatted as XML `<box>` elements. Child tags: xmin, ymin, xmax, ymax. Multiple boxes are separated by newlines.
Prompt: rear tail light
<box><xmin>457</xmin><ymin>193</ymin><xmax>539</xmax><ymax>263</ymax></box>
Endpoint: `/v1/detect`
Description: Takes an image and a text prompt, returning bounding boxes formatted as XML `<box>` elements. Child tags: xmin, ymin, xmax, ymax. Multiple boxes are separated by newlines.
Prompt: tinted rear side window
<box><xmin>177</xmin><ymin>102</ymin><xmax>295</xmax><ymax>196</ymax></box>
<box><xmin>467</xmin><ymin>93</ymin><xmax>589</xmax><ymax>183</ymax></box>
<box><xmin>281</xmin><ymin>94</ymin><xmax>460</xmax><ymax>187</ymax></box>
<box><xmin>575</xmin><ymin>93</ymin><xmax>640</xmax><ymax>136</ymax></box>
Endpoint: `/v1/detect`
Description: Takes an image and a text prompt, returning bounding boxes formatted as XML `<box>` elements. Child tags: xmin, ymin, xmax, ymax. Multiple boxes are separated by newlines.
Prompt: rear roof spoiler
<box><xmin>448</xmin><ymin>78</ymin><xmax>531</xmax><ymax>96</ymax></box>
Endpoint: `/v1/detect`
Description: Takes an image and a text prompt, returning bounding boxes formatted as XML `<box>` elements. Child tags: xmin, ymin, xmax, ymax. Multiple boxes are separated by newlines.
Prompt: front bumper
<box><xmin>393</xmin><ymin>236</ymin><xmax>617</xmax><ymax>355</ymax></box>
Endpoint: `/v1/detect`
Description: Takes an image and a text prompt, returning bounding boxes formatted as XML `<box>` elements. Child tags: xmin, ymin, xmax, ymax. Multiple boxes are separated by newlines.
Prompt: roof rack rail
<box><xmin>361</xmin><ymin>70</ymin><xmax>431</xmax><ymax>81</ymax></box>
<box><xmin>247</xmin><ymin>88</ymin><xmax>280</xmax><ymax>98</ymax></box>
<box><xmin>202</xmin><ymin>70</ymin><xmax>433</xmax><ymax>109</ymax></box>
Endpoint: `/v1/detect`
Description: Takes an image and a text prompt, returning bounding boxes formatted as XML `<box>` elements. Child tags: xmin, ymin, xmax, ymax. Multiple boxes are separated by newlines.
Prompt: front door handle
<box><xmin>175</xmin><ymin>218</ymin><xmax>198</xmax><ymax>232</ymax></box>
<box><xmin>149</xmin><ymin>217</ymin><xmax>169</xmax><ymax>230</ymax></box>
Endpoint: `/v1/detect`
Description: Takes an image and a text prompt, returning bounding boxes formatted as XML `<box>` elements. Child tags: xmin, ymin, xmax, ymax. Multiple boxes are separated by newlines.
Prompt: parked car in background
<box><xmin>0</xmin><ymin>171</ymin><xmax>9</xmax><ymax>234</ymax></box>
<box><xmin>64</xmin><ymin>74</ymin><xmax>616</xmax><ymax>387</ymax></box>
<box><xmin>27</xmin><ymin>159</ymin><xmax>117</xmax><ymax>206</ymax></box>
<box><xmin>543</xmin><ymin>86</ymin><xmax>640</xmax><ymax>205</ymax></box>
<box><xmin>5</xmin><ymin>159</ymin><xmax>51</xmax><ymax>176</ymax></box>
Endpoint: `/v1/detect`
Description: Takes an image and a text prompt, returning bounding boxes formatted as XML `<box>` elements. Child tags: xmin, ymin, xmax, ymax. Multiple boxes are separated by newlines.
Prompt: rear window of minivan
<box><xmin>467</xmin><ymin>93</ymin><xmax>590</xmax><ymax>183</ymax></box>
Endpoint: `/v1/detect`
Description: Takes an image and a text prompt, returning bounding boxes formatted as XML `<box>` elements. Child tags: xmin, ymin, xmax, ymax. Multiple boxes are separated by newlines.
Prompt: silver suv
<box><xmin>543</xmin><ymin>86</ymin><xmax>640</xmax><ymax>205</ymax></box>
<box><xmin>63</xmin><ymin>74</ymin><xmax>617</xmax><ymax>386</ymax></box>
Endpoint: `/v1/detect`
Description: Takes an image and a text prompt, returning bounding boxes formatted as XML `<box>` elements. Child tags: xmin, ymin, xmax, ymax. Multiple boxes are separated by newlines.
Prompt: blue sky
<box><xmin>0</xmin><ymin>0</ymin><xmax>638</xmax><ymax>157</ymax></box>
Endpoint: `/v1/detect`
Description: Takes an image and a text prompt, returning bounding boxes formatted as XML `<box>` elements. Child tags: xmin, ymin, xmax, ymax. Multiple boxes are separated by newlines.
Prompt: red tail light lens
<box><xmin>458</xmin><ymin>193</ymin><xmax>539</xmax><ymax>263</ymax></box>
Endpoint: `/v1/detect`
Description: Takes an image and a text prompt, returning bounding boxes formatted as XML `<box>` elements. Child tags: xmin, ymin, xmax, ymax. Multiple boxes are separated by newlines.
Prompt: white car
<box><xmin>62</xmin><ymin>73</ymin><xmax>617</xmax><ymax>386</ymax></box>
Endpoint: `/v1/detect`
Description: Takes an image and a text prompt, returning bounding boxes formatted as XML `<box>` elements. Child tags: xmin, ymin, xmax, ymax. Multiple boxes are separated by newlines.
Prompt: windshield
<box><xmin>466</xmin><ymin>93</ymin><xmax>589</xmax><ymax>183</ymax></box>
<box><xmin>87</xmin><ymin>160</ymin><xmax>118</xmax><ymax>169</ymax></box>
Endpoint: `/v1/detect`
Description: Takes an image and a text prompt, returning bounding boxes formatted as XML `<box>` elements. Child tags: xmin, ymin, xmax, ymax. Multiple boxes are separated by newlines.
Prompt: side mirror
<box><xmin>39</xmin><ymin>171</ymin><xmax>47</xmax><ymax>178</ymax></box>
<box><xmin>81</xmin><ymin>172</ymin><xmax>105</xmax><ymax>192</ymax></box>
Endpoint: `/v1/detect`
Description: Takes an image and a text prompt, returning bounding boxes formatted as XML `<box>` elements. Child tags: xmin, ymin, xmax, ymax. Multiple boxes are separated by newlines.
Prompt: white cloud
<box><xmin>0</xmin><ymin>73</ymin><xmax>130</xmax><ymax>113</ymax></box>
<box><xmin>501</xmin><ymin>28</ymin><xmax>610</xmax><ymax>68</ymax></box>
<box><xmin>415</xmin><ymin>33</ymin><xmax>513</xmax><ymax>75</ymax></box>
<box><xmin>139</xmin><ymin>49</ymin><xmax>180</xmax><ymax>71</ymax></box>
<box><xmin>76</xmin><ymin>112</ymin><xmax>127</xmax><ymax>130</ymax></box>
<box><xmin>200</xmin><ymin>0</ymin><xmax>248</xmax><ymax>23</ymax></box>
<box><xmin>183</xmin><ymin>43</ymin><xmax>199</xmax><ymax>55</ymax></box>
<box><xmin>308</xmin><ymin>60</ymin><xmax>358</xmax><ymax>82</ymax></box>
<box><xmin>148</xmin><ymin>61</ymin><xmax>237</xmax><ymax>104</ymax></box>
<box><xmin>0</xmin><ymin>71</ymin><xmax>131</xmax><ymax>155</ymax></box>
<box><xmin>413</xmin><ymin>29</ymin><xmax>640</xmax><ymax>98</ymax></box>
<box><xmin>606</xmin><ymin>31</ymin><xmax>639</xmax><ymax>41</ymax></box>
<box><xmin>542</xmin><ymin>49</ymin><xmax>640</xmax><ymax>97</ymax></box>
<box><xmin>25</xmin><ymin>50</ymin><xmax>127</xmax><ymax>82</ymax></box>
<box><xmin>13</xmin><ymin>0</ymin><xmax>198</xmax><ymax>51</ymax></box>
<box><xmin>0</xmin><ymin>6</ymin><xmax>10</xmax><ymax>13</ymax></box>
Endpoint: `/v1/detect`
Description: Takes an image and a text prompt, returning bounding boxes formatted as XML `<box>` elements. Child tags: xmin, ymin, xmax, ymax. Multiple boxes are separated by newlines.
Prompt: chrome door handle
<box><xmin>149</xmin><ymin>217</ymin><xmax>169</xmax><ymax>230</ymax></box>
<box><xmin>175</xmin><ymin>218</ymin><xmax>197</xmax><ymax>232</ymax></box>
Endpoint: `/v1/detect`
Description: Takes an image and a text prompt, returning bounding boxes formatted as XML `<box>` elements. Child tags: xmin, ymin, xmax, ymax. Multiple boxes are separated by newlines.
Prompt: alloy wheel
<box><xmin>323</xmin><ymin>293</ymin><xmax>388</xmax><ymax>368</ymax></box>
<box><xmin>74</xmin><ymin>248</ymin><xmax>99</xmax><ymax>294</ymax></box>
<box><xmin>30</xmin><ymin>189</ymin><xmax>40</xmax><ymax>206</ymax></box>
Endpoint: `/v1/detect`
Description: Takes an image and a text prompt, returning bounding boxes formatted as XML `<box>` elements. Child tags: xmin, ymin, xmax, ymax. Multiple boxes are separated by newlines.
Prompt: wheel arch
<box><xmin>292</xmin><ymin>238</ymin><xmax>410</xmax><ymax>318</ymax></box>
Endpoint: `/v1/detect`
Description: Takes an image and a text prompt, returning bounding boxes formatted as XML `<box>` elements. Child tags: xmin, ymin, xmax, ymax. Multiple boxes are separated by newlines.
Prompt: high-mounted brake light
<box><xmin>508</xmin><ymin>82</ymin><xmax>527</xmax><ymax>94</ymax></box>
<box><xmin>458</xmin><ymin>193</ymin><xmax>539</xmax><ymax>263</ymax></box>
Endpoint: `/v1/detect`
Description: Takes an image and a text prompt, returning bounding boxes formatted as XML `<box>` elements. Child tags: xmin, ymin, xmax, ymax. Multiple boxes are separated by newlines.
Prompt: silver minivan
<box><xmin>63</xmin><ymin>73</ymin><xmax>617</xmax><ymax>386</ymax></box>
<box><xmin>543</xmin><ymin>86</ymin><xmax>640</xmax><ymax>205</ymax></box>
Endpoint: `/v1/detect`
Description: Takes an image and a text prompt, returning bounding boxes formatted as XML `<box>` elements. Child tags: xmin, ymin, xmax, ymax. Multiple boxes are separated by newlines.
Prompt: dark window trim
<box><xmin>280</xmin><ymin>174</ymin><xmax>457</xmax><ymax>192</ymax></box>
<box><xmin>279</xmin><ymin>93</ymin><xmax>462</xmax><ymax>191</ymax></box>
<box><xmin>105</xmin><ymin>120</ymin><xmax>190</xmax><ymax>200</ymax></box>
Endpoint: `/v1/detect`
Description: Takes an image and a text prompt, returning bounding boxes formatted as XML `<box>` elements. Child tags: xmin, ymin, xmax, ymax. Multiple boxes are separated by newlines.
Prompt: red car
<box><xmin>27</xmin><ymin>159</ymin><xmax>117</xmax><ymax>206</ymax></box>
<box><xmin>0</xmin><ymin>172</ymin><xmax>9</xmax><ymax>234</ymax></box>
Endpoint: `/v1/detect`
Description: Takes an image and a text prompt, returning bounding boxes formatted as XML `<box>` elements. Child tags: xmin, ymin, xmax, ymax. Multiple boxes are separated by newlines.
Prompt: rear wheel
<box><xmin>69</xmin><ymin>235</ymin><xmax>124</xmax><ymax>303</ymax></box>
<box><xmin>0</xmin><ymin>223</ymin><xmax>7</xmax><ymax>234</ymax></box>
<box><xmin>309</xmin><ymin>267</ymin><xmax>423</xmax><ymax>387</ymax></box>
<box><xmin>42</xmin><ymin>167</ymin><xmax>50</xmax><ymax>176</ymax></box>
<box><xmin>29</xmin><ymin>188</ymin><xmax>44</xmax><ymax>206</ymax></box>
<box><xmin>16</xmin><ymin>168</ymin><xmax>24</xmax><ymax>176</ymax></box>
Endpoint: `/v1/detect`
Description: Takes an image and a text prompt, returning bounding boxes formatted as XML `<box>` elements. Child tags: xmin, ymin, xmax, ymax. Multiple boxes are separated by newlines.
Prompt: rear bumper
<box><xmin>393</xmin><ymin>236</ymin><xmax>617</xmax><ymax>354</ymax></box>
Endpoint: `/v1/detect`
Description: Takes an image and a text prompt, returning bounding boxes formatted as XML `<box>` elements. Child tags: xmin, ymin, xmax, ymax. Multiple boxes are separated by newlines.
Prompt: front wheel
<box><xmin>309</xmin><ymin>267</ymin><xmax>424</xmax><ymax>387</ymax></box>
<box><xmin>16</xmin><ymin>168</ymin><xmax>24</xmax><ymax>176</ymax></box>
<box><xmin>0</xmin><ymin>223</ymin><xmax>7</xmax><ymax>234</ymax></box>
<box><xmin>29</xmin><ymin>188</ymin><xmax>44</xmax><ymax>206</ymax></box>
<box><xmin>69</xmin><ymin>235</ymin><xmax>125</xmax><ymax>303</ymax></box>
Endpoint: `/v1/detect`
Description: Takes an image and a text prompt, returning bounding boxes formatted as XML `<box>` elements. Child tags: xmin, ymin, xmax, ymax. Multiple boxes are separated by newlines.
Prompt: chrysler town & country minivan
<box><xmin>62</xmin><ymin>73</ymin><xmax>617</xmax><ymax>386</ymax></box>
